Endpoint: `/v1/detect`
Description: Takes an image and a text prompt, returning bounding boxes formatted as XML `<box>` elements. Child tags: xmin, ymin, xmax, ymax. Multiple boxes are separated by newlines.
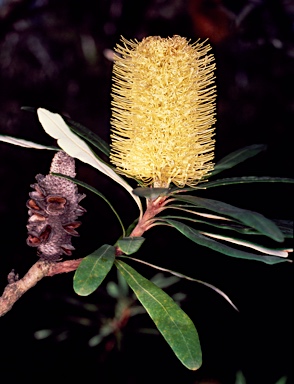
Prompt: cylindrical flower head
<box><xmin>110</xmin><ymin>36</ymin><xmax>216</xmax><ymax>188</ymax></box>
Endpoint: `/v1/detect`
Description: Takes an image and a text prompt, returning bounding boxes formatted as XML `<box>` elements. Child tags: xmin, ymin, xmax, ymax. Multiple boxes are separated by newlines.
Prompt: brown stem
<box><xmin>0</xmin><ymin>197</ymin><xmax>172</xmax><ymax>316</ymax></box>
<box><xmin>0</xmin><ymin>258</ymin><xmax>83</xmax><ymax>317</ymax></box>
<box><xmin>129</xmin><ymin>196</ymin><xmax>169</xmax><ymax>237</ymax></box>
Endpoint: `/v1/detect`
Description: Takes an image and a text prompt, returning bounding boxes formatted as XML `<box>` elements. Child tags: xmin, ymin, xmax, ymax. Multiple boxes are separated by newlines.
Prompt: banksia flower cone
<box><xmin>110</xmin><ymin>35</ymin><xmax>216</xmax><ymax>188</ymax></box>
<box><xmin>26</xmin><ymin>151</ymin><xmax>86</xmax><ymax>261</ymax></box>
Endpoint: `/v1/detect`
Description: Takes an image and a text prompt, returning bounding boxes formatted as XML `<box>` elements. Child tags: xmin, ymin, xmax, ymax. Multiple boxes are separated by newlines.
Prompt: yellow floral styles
<box><xmin>110</xmin><ymin>36</ymin><xmax>216</xmax><ymax>188</ymax></box>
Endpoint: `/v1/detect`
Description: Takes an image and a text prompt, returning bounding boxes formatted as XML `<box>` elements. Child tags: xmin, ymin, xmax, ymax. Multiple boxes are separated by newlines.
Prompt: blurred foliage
<box><xmin>33</xmin><ymin>271</ymin><xmax>184</xmax><ymax>351</ymax></box>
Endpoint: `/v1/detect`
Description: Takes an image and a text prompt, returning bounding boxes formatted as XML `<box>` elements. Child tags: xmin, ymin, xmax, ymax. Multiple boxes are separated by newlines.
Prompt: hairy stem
<box><xmin>116</xmin><ymin>196</ymin><xmax>169</xmax><ymax>256</ymax></box>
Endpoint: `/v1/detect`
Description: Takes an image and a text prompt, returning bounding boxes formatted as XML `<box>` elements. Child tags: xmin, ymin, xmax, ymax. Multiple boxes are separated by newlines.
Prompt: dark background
<box><xmin>0</xmin><ymin>1</ymin><xmax>293</xmax><ymax>383</ymax></box>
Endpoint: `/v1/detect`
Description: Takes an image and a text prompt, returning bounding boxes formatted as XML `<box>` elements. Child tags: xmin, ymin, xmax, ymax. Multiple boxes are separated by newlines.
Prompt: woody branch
<box><xmin>0</xmin><ymin>196</ymin><xmax>168</xmax><ymax>317</ymax></box>
<box><xmin>0</xmin><ymin>258</ymin><xmax>83</xmax><ymax>317</ymax></box>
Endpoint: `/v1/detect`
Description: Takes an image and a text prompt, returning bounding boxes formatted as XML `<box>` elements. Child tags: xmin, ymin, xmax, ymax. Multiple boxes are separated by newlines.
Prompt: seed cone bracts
<box><xmin>26</xmin><ymin>151</ymin><xmax>86</xmax><ymax>261</ymax></box>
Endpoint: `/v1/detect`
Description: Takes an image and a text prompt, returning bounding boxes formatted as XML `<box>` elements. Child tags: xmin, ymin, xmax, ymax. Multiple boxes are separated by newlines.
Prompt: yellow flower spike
<box><xmin>110</xmin><ymin>35</ymin><xmax>216</xmax><ymax>188</ymax></box>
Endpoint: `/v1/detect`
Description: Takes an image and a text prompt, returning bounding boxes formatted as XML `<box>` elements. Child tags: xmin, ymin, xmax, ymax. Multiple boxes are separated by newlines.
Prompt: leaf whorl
<box><xmin>26</xmin><ymin>151</ymin><xmax>86</xmax><ymax>261</ymax></box>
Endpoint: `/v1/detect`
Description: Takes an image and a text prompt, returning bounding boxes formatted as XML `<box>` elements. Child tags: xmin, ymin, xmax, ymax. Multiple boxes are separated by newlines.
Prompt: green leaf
<box><xmin>21</xmin><ymin>106</ymin><xmax>36</xmax><ymax>113</ymax></box>
<box><xmin>0</xmin><ymin>134</ymin><xmax>58</xmax><ymax>150</ymax></box>
<box><xmin>211</xmin><ymin>144</ymin><xmax>267</xmax><ymax>176</ymax></box>
<box><xmin>273</xmin><ymin>220</ymin><xmax>294</xmax><ymax>238</ymax></box>
<box><xmin>88</xmin><ymin>335</ymin><xmax>104</xmax><ymax>347</ymax></box>
<box><xmin>117</xmin><ymin>237</ymin><xmax>145</xmax><ymax>255</ymax></box>
<box><xmin>106</xmin><ymin>281</ymin><xmax>120</xmax><ymax>298</ymax></box>
<box><xmin>125</xmin><ymin>218</ymin><xmax>139</xmax><ymax>237</ymax></box>
<box><xmin>117</xmin><ymin>269</ymin><xmax>129</xmax><ymax>296</ymax></box>
<box><xmin>150</xmin><ymin>273</ymin><xmax>180</xmax><ymax>289</ymax></box>
<box><xmin>275</xmin><ymin>377</ymin><xmax>287</xmax><ymax>384</ymax></box>
<box><xmin>37</xmin><ymin>108</ymin><xmax>143</xmax><ymax>216</ymax></box>
<box><xmin>63</xmin><ymin>116</ymin><xmax>110</xmax><ymax>157</ymax></box>
<box><xmin>162</xmin><ymin>219</ymin><xmax>288</xmax><ymax>264</ymax></box>
<box><xmin>235</xmin><ymin>371</ymin><xmax>247</xmax><ymax>384</ymax></box>
<box><xmin>52</xmin><ymin>173</ymin><xmax>125</xmax><ymax>236</ymax></box>
<box><xmin>166</xmin><ymin>209</ymin><xmax>294</xmax><ymax>238</ymax></box>
<box><xmin>203</xmin><ymin>176</ymin><xmax>294</xmax><ymax>189</ymax></box>
<box><xmin>119</xmin><ymin>255</ymin><xmax>238</xmax><ymax>311</ymax></box>
<box><xmin>34</xmin><ymin>329</ymin><xmax>53</xmax><ymax>340</ymax></box>
<box><xmin>161</xmin><ymin>211</ymin><xmax>260</xmax><ymax>236</ymax></box>
<box><xmin>174</xmin><ymin>195</ymin><xmax>284</xmax><ymax>242</ymax></box>
<box><xmin>74</xmin><ymin>245</ymin><xmax>115</xmax><ymax>296</ymax></box>
<box><xmin>115</xmin><ymin>260</ymin><xmax>202</xmax><ymax>370</ymax></box>
<box><xmin>200</xmin><ymin>231</ymin><xmax>290</xmax><ymax>257</ymax></box>
<box><xmin>133</xmin><ymin>187</ymin><xmax>171</xmax><ymax>199</ymax></box>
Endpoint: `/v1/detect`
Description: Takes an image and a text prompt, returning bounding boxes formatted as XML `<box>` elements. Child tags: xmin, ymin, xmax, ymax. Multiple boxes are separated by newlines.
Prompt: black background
<box><xmin>0</xmin><ymin>1</ymin><xmax>293</xmax><ymax>383</ymax></box>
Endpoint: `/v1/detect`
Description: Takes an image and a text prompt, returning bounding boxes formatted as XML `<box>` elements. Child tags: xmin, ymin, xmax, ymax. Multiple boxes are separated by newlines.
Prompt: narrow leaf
<box><xmin>115</xmin><ymin>260</ymin><xmax>202</xmax><ymax>370</ymax></box>
<box><xmin>150</xmin><ymin>273</ymin><xmax>180</xmax><ymax>289</ymax></box>
<box><xmin>202</xmin><ymin>176</ymin><xmax>294</xmax><ymax>189</ymax></box>
<box><xmin>34</xmin><ymin>329</ymin><xmax>53</xmax><ymax>339</ymax></box>
<box><xmin>125</xmin><ymin>218</ymin><xmax>139</xmax><ymax>237</ymax></box>
<box><xmin>117</xmin><ymin>237</ymin><xmax>145</xmax><ymax>255</ymax></box>
<box><xmin>119</xmin><ymin>255</ymin><xmax>238</xmax><ymax>311</ymax></box>
<box><xmin>117</xmin><ymin>268</ymin><xmax>129</xmax><ymax>296</ymax></box>
<box><xmin>52</xmin><ymin>173</ymin><xmax>125</xmax><ymax>236</ymax></box>
<box><xmin>274</xmin><ymin>377</ymin><xmax>287</xmax><ymax>384</ymax></box>
<box><xmin>273</xmin><ymin>220</ymin><xmax>294</xmax><ymax>238</ymax></box>
<box><xmin>167</xmin><ymin>205</ymin><xmax>234</xmax><ymax>221</ymax></box>
<box><xmin>161</xmin><ymin>214</ymin><xmax>260</xmax><ymax>235</ymax></box>
<box><xmin>74</xmin><ymin>244</ymin><xmax>115</xmax><ymax>296</ymax></box>
<box><xmin>162</xmin><ymin>219</ymin><xmax>289</xmax><ymax>264</ymax></box>
<box><xmin>63</xmin><ymin>116</ymin><xmax>110</xmax><ymax>157</ymax></box>
<box><xmin>212</xmin><ymin>144</ymin><xmax>267</xmax><ymax>176</ymax></box>
<box><xmin>21</xmin><ymin>106</ymin><xmax>36</xmax><ymax>113</ymax></box>
<box><xmin>168</xmin><ymin>207</ymin><xmax>291</xmax><ymax>237</ymax></box>
<box><xmin>37</xmin><ymin>108</ymin><xmax>143</xmax><ymax>216</ymax></box>
<box><xmin>235</xmin><ymin>371</ymin><xmax>247</xmax><ymax>384</ymax></box>
<box><xmin>200</xmin><ymin>232</ymin><xmax>291</xmax><ymax>257</ymax></box>
<box><xmin>174</xmin><ymin>195</ymin><xmax>284</xmax><ymax>242</ymax></box>
<box><xmin>0</xmin><ymin>134</ymin><xmax>57</xmax><ymax>150</ymax></box>
<box><xmin>106</xmin><ymin>281</ymin><xmax>121</xmax><ymax>298</ymax></box>
<box><xmin>22</xmin><ymin>106</ymin><xmax>111</xmax><ymax>157</ymax></box>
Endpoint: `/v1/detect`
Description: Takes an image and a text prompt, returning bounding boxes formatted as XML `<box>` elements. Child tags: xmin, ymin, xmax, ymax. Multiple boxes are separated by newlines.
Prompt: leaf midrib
<box><xmin>116</xmin><ymin>261</ymin><xmax>195</xmax><ymax>364</ymax></box>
